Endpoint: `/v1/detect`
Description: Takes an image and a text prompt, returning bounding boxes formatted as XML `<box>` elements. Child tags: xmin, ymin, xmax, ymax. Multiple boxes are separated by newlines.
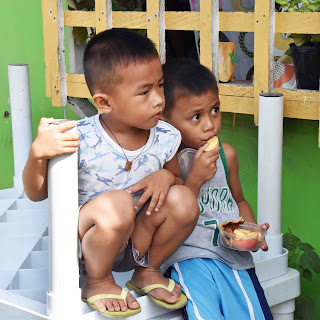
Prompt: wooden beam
<box><xmin>276</xmin><ymin>12</ymin><xmax>320</xmax><ymax>34</ymax></box>
<box><xmin>113</xmin><ymin>11</ymin><xmax>147</xmax><ymax>29</ymax></box>
<box><xmin>64</xmin><ymin>11</ymin><xmax>95</xmax><ymax>27</ymax></box>
<box><xmin>42</xmin><ymin>0</ymin><xmax>66</xmax><ymax>106</ymax></box>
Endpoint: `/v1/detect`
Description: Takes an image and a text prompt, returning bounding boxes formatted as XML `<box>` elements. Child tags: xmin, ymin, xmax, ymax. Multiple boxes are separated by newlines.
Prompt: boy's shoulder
<box><xmin>76</xmin><ymin>115</ymin><xmax>98</xmax><ymax>129</ymax></box>
<box><xmin>221</xmin><ymin>141</ymin><xmax>238</xmax><ymax>168</ymax></box>
<box><xmin>155</xmin><ymin>120</ymin><xmax>181</xmax><ymax>136</ymax></box>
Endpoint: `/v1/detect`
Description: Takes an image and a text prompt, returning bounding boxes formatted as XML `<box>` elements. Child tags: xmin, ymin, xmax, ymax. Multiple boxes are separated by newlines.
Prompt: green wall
<box><xmin>0</xmin><ymin>1</ymin><xmax>319</xmax><ymax>319</ymax></box>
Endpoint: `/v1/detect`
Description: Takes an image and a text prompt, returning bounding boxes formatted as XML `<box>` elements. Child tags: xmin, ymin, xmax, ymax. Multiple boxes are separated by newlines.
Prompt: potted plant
<box><xmin>275</xmin><ymin>0</ymin><xmax>320</xmax><ymax>90</ymax></box>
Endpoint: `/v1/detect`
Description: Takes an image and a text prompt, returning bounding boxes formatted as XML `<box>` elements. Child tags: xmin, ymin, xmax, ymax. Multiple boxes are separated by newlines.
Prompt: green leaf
<box><xmin>302</xmin><ymin>268</ymin><xmax>312</xmax><ymax>281</ymax></box>
<box><xmin>73</xmin><ymin>27</ymin><xmax>88</xmax><ymax>45</ymax></box>
<box><xmin>300</xmin><ymin>250</ymin><xmax>320</xmax><ymax>273</ymax></box>
<box><xmin>295</xmin><ymin>296</ymin><xmax>315</xmax><ymax>320</ymax></box>
<box><xmin>308</xmin><ymin>4</ymin><xmax>317</xmax><ymax>12</ymax></box>
<box><xmin>283</xmin><ymin>232</ymin><xmax>301</xmax><ymax>251</ymax></box>
<box><xmin>292</xmin><ymin>34</ymin><xmax>308</xmax><ymax>46</ymax></box>
<box><xmin>275</xmin><ymin>0</ymin><xmax>288</xmax><ymax>5</ymax></box>
<box><xmin>311</xmin><ymin>34</ymin><xmax>320</xmax><ymax>43</ymax></box>
<box><xmin>299</xmin><ymin>243</ymin><xmax>314</xmax><ymax>252</ymax></box>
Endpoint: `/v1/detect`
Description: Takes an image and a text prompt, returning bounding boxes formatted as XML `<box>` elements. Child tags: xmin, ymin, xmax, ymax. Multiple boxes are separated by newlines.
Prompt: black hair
<box><xmin>83</xmin><ymin>28</ymin><xmax>159</xmax><ymax>95</ymax></box>
<box><xmin>162</xmin><ymin>59</ymin><xmax>218</xmax><ymax>117</ymax></box>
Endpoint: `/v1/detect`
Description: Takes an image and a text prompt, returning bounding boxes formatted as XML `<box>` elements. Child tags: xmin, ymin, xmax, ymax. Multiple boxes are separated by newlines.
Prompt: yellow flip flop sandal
<box><xmin>126</xmin><ymin>279</ymin><xmax>187</xmax><ymax>310</ymax></box>
<box><xmin>82</xmin><ymin>288</ymin><xmax>141</xmax><ymax>318</ymax></box>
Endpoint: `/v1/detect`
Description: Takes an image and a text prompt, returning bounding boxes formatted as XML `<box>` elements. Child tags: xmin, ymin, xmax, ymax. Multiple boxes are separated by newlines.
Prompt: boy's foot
<box><xmin>127</xmin><ymin>268</ymin><xmax>187</xmax><ymax>309</ymax></box>
<box><xmin>82</xmin><ymin>275</ymin><xmax>140</xmax><ymax>314</ymax></box>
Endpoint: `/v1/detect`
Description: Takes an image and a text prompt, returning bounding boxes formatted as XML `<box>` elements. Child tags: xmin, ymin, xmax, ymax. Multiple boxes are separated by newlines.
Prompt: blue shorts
<box><xmin>171</xmin><ymin>258</ymin><xmax>273</xmax><ymax>320</ymax></box>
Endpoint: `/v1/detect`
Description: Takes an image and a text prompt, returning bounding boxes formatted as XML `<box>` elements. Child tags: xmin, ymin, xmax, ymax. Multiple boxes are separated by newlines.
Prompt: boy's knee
<box><xmin>166</xmin><ymin>185</ymin><xmax>199</xmax><ymax>222</ymax></box>
<box><xmin>94</xmin><ymin>190</ymin><xmax>135</xmax><ymax>231</ymax></box>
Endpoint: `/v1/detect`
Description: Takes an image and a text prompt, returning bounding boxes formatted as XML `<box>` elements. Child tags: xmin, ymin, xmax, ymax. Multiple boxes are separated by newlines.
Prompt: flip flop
<box><xmin>82</xmin><ymin>288</ymin><xmax>141</xmax><ymax>318</ymax></box>
<box><xmin>126</xmin><ymin>278</ymin><xmax>187</xmax><ymax>310</ymax></box>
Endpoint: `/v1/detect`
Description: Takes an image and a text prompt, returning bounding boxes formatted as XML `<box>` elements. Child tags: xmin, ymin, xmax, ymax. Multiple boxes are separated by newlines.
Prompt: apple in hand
<box><xmin>231</xmin><ymin>229</ymin><xmax>261</xmax><ymax>250</ymax></box>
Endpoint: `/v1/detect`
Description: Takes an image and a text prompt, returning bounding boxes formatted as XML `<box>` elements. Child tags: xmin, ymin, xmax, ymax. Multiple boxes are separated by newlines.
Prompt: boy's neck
<box><xmin>99</xmin><ymin>114</ymin><xmax>149</xmax><ymax>151</ymax></box>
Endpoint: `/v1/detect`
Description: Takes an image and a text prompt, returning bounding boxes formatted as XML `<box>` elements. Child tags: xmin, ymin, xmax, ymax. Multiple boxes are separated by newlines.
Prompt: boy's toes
<box><xmin>126</xmin><ymin>292</ymin><xmax>140</xmax><ymax>310</ymax></box>
<box><xmin>93</xmin><ymin>299</ymin><xmax>107</xmax><ymax>313</ymax></box>
<box><xmin>112</xmin><ymin>300</ymin><xmax>121</xmax><ymax>312</ymax></box>
<box><xmin>105</xmin><ymin>300</ymin><xmax>115</xmax><ymax>312</ymax></box>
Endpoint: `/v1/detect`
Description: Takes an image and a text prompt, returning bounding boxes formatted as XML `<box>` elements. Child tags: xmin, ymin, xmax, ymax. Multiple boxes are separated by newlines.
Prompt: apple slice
<box><xmin>205</xmin><ymin>136</ymin><xmax>219</xmax><ymax>151</ymax></box>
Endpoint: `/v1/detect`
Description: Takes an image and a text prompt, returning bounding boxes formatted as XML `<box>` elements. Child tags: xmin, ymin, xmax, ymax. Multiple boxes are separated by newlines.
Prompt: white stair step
<box><xmin>0</xmin><ymin>218</ymin><xmax>48</xmax><ymax>239</ymax></box>
<box><xmin>9</xmin><ymin>289</ymin><xmax>47</xmax><ymax>304</ymax></box>
<box><xmin>8</xmin><ymin>199</ymin><xmax>48</xmax><ymax>210</ymax></box>
<box><xmin>0</xmin><ymin>236</ymin><xmax>43</xmax><ymax>271</ymax></box>
<box><xmin>21</xmin><ymin>251</ymin><xmax>48</xmax><ymax>269</ymax></box>
<box><xmin>33</xmin><ymin>237</ymin><xmax>49</xmax><ymax>252</ymax></box>
<box><xmin>0</xmin><ymin>199</ymin><xmax>16</xmax><ymax>216</ymax></box>
<box><xmin>0</xmin><ymin>271</ymin><xmax>17</xmax><ymax>290</ymax></box>
<box><xmin>16</xmin><ymin>269</ymin><xmax>48</xmax><ymax>290</ymax></box>
<box><xmin>0</xmin><ymin>210</ymin><xmax>48</xmax><ymax>223</ymax></box>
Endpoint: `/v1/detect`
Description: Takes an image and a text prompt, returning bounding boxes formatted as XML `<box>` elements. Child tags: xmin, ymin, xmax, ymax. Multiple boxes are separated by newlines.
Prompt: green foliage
<box><xmin>67</xmin><ymin>0</ymin><xmax>145</xmax><ymax>44</ymax></box>
<box><xmin>275</xmin><ymin>0</ymin><xmax>320</xmax><ymax>46</ymax></box>
<box><xmin>283</xmin><ymin>230</ymin><xmax>320</xmax><ymax>319</ymax></box>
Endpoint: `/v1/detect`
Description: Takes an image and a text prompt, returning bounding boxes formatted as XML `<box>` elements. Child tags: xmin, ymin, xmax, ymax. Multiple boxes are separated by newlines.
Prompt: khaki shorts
<box><xmin>79</xmin><ymin>237</ymin><xmax>149</xmax><ymax>275</ymax></box>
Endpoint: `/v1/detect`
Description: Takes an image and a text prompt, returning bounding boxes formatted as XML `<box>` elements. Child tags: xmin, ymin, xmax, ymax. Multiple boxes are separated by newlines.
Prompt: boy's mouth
<box><xmin>153</xmin><ymin>111</ymin><xmax>162</xmax><ymax>119</ymax></box>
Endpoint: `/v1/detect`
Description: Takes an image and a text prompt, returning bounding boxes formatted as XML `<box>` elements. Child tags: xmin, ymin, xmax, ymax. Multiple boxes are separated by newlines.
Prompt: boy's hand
<box><xmin>31</xmin><ymin>117</ymin><xmax>80</xmax><ymax>160</ymax></box>
<box><xmin>189</xmin><ymin>143</ymin><xmax>220</xmax><ymax>183</ymax></box>
<box><xmin>259</xmin><ymin>222</ymin><xmax>270</xmax><ymax>251</ymax></box>
<box><xmin>128</xmin><ymin>169</ymin><xmax>175</xmax><ymax>215</ymax></box>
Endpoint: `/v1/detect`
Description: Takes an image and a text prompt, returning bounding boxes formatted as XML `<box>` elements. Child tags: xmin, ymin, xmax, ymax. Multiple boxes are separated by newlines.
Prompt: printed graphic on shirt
<box><xmin>198</xmin><ymin>186</ymin><xmax>234</xmax><ymax>214</ymax></box>
<box><xmin>203</xmin><ymin>219</ymin><xmax>220</xmax><ymax>247</ymax></box>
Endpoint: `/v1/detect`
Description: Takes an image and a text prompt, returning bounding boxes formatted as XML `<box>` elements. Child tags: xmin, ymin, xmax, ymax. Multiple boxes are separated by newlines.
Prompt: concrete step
<box><xmin>33</xmin><ymin>236</ymin><xmax>49</xmax><ymax>252</ymax></box>
<box><xmin>9</xmin><ymin>289</ymin><xmax>47</xmax><ymax>304</ymax></box>
<box><xmin>21</xmin><ymin>251</ymin><xmax>48</xmax><ymax>269</ymax></box>
<box><xmin>0</xmin><ymin>210</ymin><xmax>48</xmax><ymax>223</ymax></box>
<box><xmin>10</xmin><ymin>269</ymin><xmax>49</xmax><ymax>290</ymax></box>
<box><xmin>0</xmin><ymin>218</ymin><xmax>48</xmax><ymax>239</ymax></box>
<box><xmin>8</xmin><ymin>199</ymin><xmax>48</xmax><ymax>210</ymax></box>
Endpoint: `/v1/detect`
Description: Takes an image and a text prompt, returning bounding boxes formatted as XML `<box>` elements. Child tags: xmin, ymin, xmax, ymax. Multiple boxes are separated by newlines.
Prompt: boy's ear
<box><xmin>92</xmin><ymin>93</ymin><xmax>112</xmax><ymax>114</ymax></box>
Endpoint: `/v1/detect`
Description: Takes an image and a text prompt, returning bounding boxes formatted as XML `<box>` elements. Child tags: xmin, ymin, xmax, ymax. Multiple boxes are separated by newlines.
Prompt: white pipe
<box><xmin>0</xmin><ymin>65</ymin><xmax>33</xmax><ymax>199</ymax></box>
<box><xmin>47</xmin><ymin>120</ymin><xmax>82</xmax><ymax>319</ymax></box>
<box><xmin>257</xmin><ymin>93</ymin><xmax>284</xmax><ymax>259</ymax></box>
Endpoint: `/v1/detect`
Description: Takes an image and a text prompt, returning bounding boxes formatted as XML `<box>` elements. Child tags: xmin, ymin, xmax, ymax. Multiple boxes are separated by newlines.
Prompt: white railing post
<box><xmin>257</xmin><ymin>93</ymin><xmax>284</xmax><ymax>259</ymax></box>
<box><xmin>0</xmin><ymin>65</ymin><xmax>33</xmax><ymax>198</ymax></box>
<box><xmin>47</xmin><ymin>120</ymin><xmax>82</xmax><ymax>319</ymax></box>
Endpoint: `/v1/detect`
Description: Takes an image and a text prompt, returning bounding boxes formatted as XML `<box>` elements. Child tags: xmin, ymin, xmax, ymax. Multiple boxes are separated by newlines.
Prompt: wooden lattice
<box><xmin>42</xmin><ymin>0</ymin><xmax>320</xmax><ymax>146</ymax></box>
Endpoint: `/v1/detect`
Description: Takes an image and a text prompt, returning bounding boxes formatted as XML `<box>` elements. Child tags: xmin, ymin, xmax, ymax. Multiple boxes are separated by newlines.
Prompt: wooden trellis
<box><xmin>42</xmin><ymin>0</ymin><xmax>320</xmax><ymax>146</ymax></box>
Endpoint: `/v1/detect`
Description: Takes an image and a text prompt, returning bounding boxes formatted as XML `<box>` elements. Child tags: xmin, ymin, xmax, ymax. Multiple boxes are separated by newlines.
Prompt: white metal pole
<box><xmin>0</xmin><ymin>65</ymin><xmax>33</xmax><ymax>199</ymax></box>
<box><xmin>47</xmin><ymin>120</ymin><xmax>82</xmax><ymax>319</ymax></box>
<box><xmin>257</xmin><ymin>93</ymin><xmax>284</xmax><ymax>259</ymax></box>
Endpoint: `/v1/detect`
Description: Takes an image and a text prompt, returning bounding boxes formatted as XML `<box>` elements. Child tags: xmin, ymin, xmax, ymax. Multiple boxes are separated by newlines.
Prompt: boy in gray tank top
<box><xmin>162</xmin><ymin>59</ymin><xmax>273</xmax><ymax>320</ymax></box>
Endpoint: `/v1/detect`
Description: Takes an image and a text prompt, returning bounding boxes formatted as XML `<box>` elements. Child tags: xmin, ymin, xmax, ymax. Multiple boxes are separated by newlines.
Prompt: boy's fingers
<box><xmin>61</xmin><ymin>131</ymin><xmax>81</xmax><ymax>141</ymax></box>
<box><xmin>38</xmin><ymin>117</ymin><xmax>54</xmax><ymax>128</ymax></box>
<box><xmin>146</xmin><ymin>192</ymin><xmax>160</xmax><ymax>215</ymax></box>
<box><xmin>57</xmin><ymin>120</ymin><xmax>78</xmax><ymax>133</ymax></box>
<box><xmin>134</xmin><ymin>189</ymin><xmax>152</xmax><ymax>209</ymax></box>
<box><xmin>195</xmin><ymin>144</ymin><xmax>208</xmax><ymax>157</ymax></box>
<box><xmin>262</xmin><ymin>223</ymin><xmax>270</xmax><ymax>230</ymax></box>
<box><xmin>129</xmin><ymin>181</ymin><xmax>145</xmax><ymax>194</ymax></box>
<box><xmin>154</xmin><ymin>192</ymin><xmax>166</xmax><ymax>212</ymax></box>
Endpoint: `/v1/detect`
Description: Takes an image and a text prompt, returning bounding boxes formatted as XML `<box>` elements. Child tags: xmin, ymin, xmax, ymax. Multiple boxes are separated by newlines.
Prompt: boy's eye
<box><xmin>139</xmin><ymin>90</ymin><xmax>148</xmax><ymax>96</ymax></box>
<box><xmin>191</xmin><ymin>114</ymin><xmax>200</xmax><ymax>121</ymax></box>
<box><xmin>158</xmin><ymin>81</ymin><xmax>164</xmax><ymax>88</ymax></box>
<box><xmin>211</xmin><ymin>106</ymin><xmax>220</xmax><ymax>115</ymax></box>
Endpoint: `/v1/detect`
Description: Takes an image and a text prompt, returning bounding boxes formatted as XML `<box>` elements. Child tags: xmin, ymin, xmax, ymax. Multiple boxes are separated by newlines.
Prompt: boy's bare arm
<box><xmin>184</xmin><ymin>144</ymin><xmax>220</xmax><ymax>197</ymax></box>
<box><xmin>23</xmin><ymin>118</ymin><xmax>80</xmax><ymax>201</ymax></box>
<box><xmin>222</xmin><ymin>142</ymin><xmax>256</xmax><ymax>223</ymax></box>
<box><xmin>223</xmin><ymin>142</ymin><xmax>269</xmax><ymax>251</ymax></box>
<box><xmin>128</xmin><ymin>154</ymin><xmax>182</xmax><ymax>215</ymax></box>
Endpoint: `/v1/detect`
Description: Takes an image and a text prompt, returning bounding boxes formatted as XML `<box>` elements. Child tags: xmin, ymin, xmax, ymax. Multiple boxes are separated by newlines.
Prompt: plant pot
<box><xmin>290</xmin><ymin>43</ymin><xmax>320</xmax><ymax>90</ymax></box>
<box><xmin>218</xmin><ymin>42</ymin><xmax>236</xmax><ymax>82</ymax></box>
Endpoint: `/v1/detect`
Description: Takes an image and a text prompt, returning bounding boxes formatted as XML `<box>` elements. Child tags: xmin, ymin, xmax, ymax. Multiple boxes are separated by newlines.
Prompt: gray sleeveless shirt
<box><xmin>161</xmin><ymin>150</ymin><xmax>254</xmax><ymax>273</ymax></box>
